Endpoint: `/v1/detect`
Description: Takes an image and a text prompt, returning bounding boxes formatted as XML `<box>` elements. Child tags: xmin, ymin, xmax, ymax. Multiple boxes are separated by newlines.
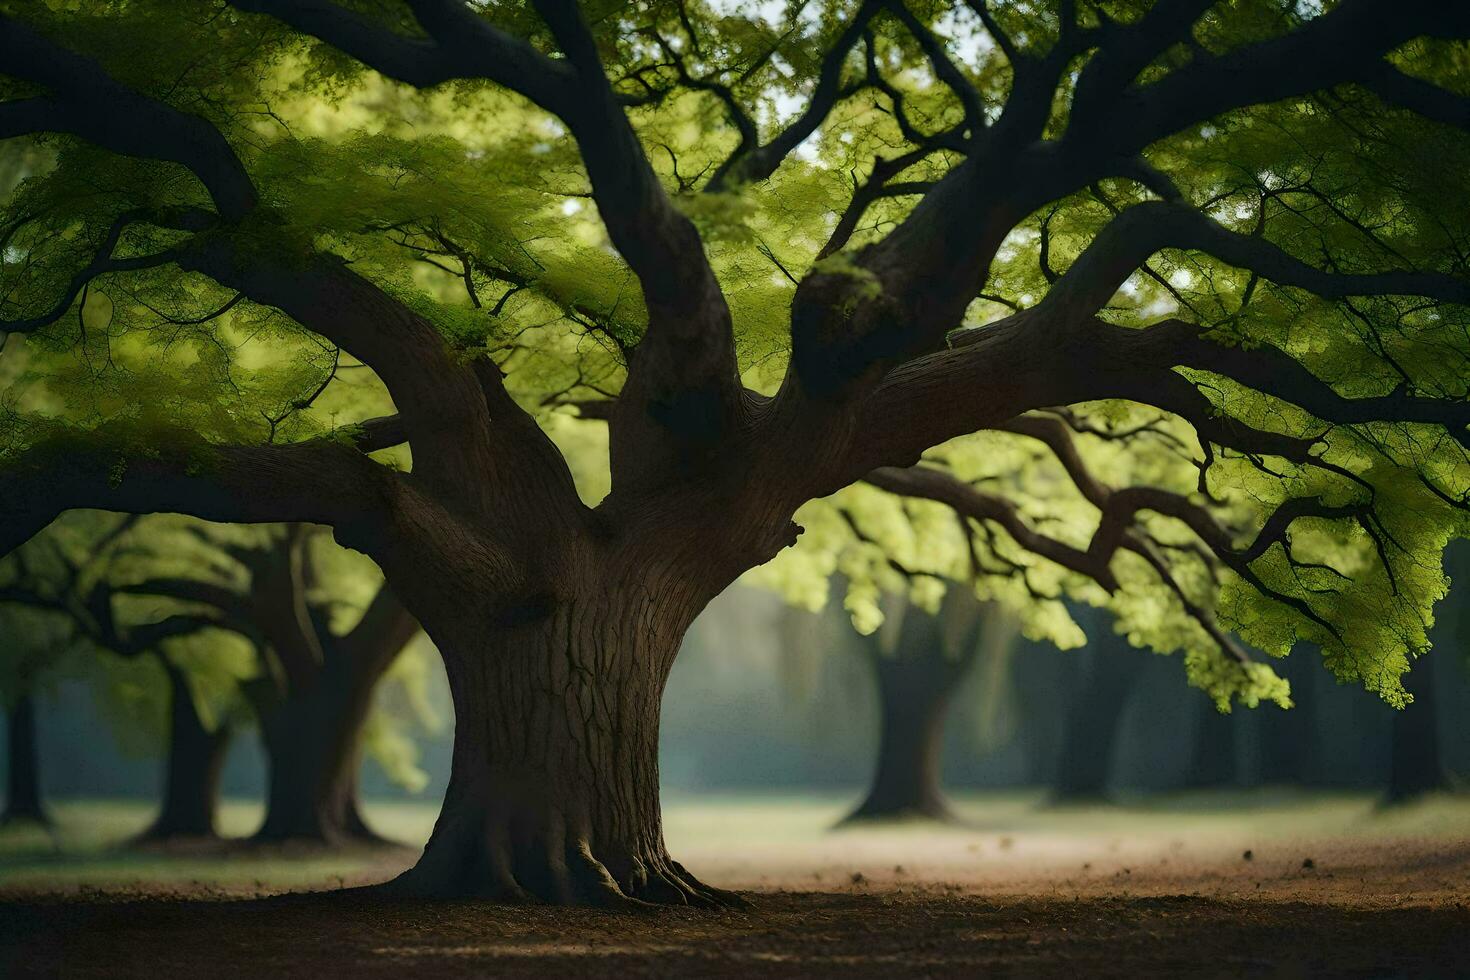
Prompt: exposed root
<box><xmin>380</xmin><ymin>823</ymin><xmax>746</xmax><ymax>910</ymax></box>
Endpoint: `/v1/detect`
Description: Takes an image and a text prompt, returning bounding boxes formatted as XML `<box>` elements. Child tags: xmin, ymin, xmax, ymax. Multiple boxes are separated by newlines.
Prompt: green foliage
<box><xmin>4</xmin><ymin>0</ymin><xmax>1470</xmax><ymax>716</ymax></box>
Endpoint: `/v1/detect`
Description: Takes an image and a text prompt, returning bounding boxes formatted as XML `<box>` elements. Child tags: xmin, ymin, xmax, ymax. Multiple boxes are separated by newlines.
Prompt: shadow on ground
<box><xmin>2</xmin><ymin>889</ymin><xmax>1468</xmax><ymax>978</ymax></box>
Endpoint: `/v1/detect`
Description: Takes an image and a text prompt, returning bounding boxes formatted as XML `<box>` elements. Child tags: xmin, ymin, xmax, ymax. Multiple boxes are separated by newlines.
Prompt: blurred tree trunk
<box><xmin>1385</xmin><ymin>654</ymin><xmax>1447</xmax><ymax>803</ymax></box>
<box><xmin>841</xmin><ymin>645</ymin><xmax>976</xmax><ymax>823</ymax></box>
<box><xmin>253</xmin><ymin>653</ymin><xmax>382</xmax><ymax>845</ymax></box>
<box><xmin>1050</xmin><ymin>627</ymin><xmax>1144</xmax><ymax>802</ymax></box>
<box><xmin>2</xmin><ymin>692</ymin><xmax>48</xmax><ymax>825</ymax></box>
<box><xmin>1385</xmin><ymin>540</ymin><xmax>1470</xmax><ymax>803</ymax></box>
<box><xmin>140</xmin><ymin>660</ymin><xmax>231</xmax><ymax>841</ymax></box>
<box><xmin>1254</xmin><ymin>654</ymin><xmax>1319</xmax><ymax>786</ymax></box>
<box><xmin>840</xmin><ymin>593</ymin><xmax>990</xmax><ymax>825</ymax></box>
<box><xmin>1184</xmin><ymin>700</ymin><xmax>1238</xmax><ymax>789</ymax></box>
<box><xmin>251</xmin><ymin>578</ymin><xmax>419</xmax><ymax>846</ymax></box>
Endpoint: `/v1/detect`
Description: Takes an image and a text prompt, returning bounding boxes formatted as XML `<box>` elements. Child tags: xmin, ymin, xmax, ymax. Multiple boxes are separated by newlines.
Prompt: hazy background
<box><xmin>13</xmin><ymin>585</ymin><xmax>1470</xmax><ymax>813</ymax></box>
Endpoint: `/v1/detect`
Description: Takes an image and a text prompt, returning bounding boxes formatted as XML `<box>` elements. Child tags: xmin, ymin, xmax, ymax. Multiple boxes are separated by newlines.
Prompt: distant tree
<box><xmin>1049</xmin><ymin>615</ymin><xmax>1147</xmax><ymax>802</ymax></box>
<box><xmin>1384</xmin><ymin>542</ymin><xmax>1470</xmax><ymax>802</ymax></box>
<box><xmin>1183</xmin><ymin>698</ymin><xmax>1239</xmax><ymax>790</ymax></box>
<box><xmin>1384</xmin><ymin>654</ymin><xmax>1445</xmax><ymax>802</ymax></box>
<box><xmin>836</xmin><ymin>590</ymin><xmax>1011</xmax><ymax>824</ymax></box>
<box><xmin>1253</xmin><ymin>653</ymin><xmax>1321</xmax><ymax>786</ymax></box>
<box><xmin>7</xmin><ymin>1</ymin><xmax>1470</xmax><ymax>905</ymax></box>
<box><xmin>112</xmin><ymin>521</ymin><xmax>430</xmax><ymax>845</ymax></box>
<box><xmin>0</xmin><ymin>515</ymin><xmax>153</xmax><ymax>826</ymax></box>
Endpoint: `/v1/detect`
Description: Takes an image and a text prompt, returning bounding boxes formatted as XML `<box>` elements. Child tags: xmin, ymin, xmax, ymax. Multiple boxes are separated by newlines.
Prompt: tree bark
<box><xmin>1385</xmin><ymin>655</ymin><xmax>1447</xmax><ymax>803</ymax></box>
<box><xmin>1050</xmin><ymin>625</ymin><xmax>1145</xmax><ymax>803</ymax></box>
<box><xmin>2</xmin><ymin>691</ymin><xmax>48</xmax><ymax>826</ymax></box>
<box><xmin>386</xmin><ymin>584</ymin><xmax>736</xmax><ymax>908</ymax></box>
<box><xmin>140</xmin><ymin>660</ymin><xmax>231</xmax><ymax>841</ymax></box>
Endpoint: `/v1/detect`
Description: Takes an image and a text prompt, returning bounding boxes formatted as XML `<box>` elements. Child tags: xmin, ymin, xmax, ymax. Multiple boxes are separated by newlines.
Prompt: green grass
<box><xmin>0</xmin><ymin>799</ymin><xmax>438</xmax><ymax>894</ymax></box>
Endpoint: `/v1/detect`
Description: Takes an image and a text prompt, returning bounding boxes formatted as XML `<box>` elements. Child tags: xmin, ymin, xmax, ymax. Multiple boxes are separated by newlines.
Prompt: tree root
<box><xmin>379</xmin><ymin>825</ymin><xmax>746</xmax><ymax>910</ymax></box>
<box><xmin>835</xmin><ymin>799</ymin><xmax>959</xmax><ymax>829</ymax></box>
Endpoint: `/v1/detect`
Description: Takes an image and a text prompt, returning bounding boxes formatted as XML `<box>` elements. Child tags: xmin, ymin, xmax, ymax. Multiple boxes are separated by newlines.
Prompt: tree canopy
<box><xmin>4</xmin><ymin>0</ymin><xmax>1470</xmax><ymax>714</ymax></box>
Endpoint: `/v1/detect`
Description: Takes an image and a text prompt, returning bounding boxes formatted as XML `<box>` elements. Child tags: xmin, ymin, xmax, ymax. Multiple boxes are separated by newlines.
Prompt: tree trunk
<box><xmin>1050</xmin><ymin>626</ymin><xmax>1145</xmax><ymax>803</ymax></box>
<box><xmin>2</xmin><ymin>692</ymin><xmax>48</xmax><ymax>826</ymax></box>
<box><xmin>1385</xmin><ymin>654</ymin><xmax>1447</xmax><ymax>803</ymax></box>
<box><xmin>253</xmin><ymin>652</ymin><xmax>381</xmax><ymax>845</ymax></box>
<box><xmin>387</xmin><ymin>587</ymin><xmax>735</xmax><ymax>908</ymax></box>
<box><xmin>250</xmin><ymin>580</ymin><xmax>417</xmax><ymax>846</ymax></box>
<box><xmin>1254</xmin><ymin>653</ymin><xmax>1319</xmax><ymax>786</ymax></box>
<box><xmin>841</xmin><ymin>641</ymin><xmax>978</xmax><ymax>824</ymax></box>
<box><xmin>1183</xmin><ymin>700</ymin><xmax>1238</xmax><ymax>789</ymax></box>
<box><xmin>140</xmin><ymin>661</ymin><xmax>231</xmax><ymax>841</ymax></box>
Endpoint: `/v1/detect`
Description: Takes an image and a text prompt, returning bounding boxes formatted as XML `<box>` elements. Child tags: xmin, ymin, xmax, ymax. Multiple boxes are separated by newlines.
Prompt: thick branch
<box><xmin>527</xmin><ymin>0</ymin><xmax>744</xmax><ymax>478</ymax></box>
<box><xmin>0</xmin><ymin>15</ymin><xmax>258</xmax><ymax>220</ymax></box>
<box><xmin>178</xmin><ymin>235</ymin><xmax>499</xmax><ymax>493</ymax></box>
<box><xmin>228</xmin><ymin>0</ymin><xmax>577</xmax><ymax>112</ymax></box>
<box><xmin>1042</xmin><ymin>200</ymin><xmax>1470</xmax><ymax>321</ymax></box>
<box><xmin>337</xmin><ymin>583</ymin><xmax>419</xmax><ymax>673</ymax></box>
<box><xmin>865</xmin><ymin>463</ymin><xmax>1118</xmax><ymax>590</ymax></box>
<box><xmin>1069</xmin><ymin>0</ymin><xmax>1470</xmax><ymax>159</ymax></box>
<box><xmin>705</xmin><ymin>0</ymin><xmax>881</xmax><ymax>191</ymax></box>
<box><xmin>1357</xmin><ymin>61</ymin><xmax>1470</xmax><ymax>133</ymax></box>
<box><xmin>0</xmin><ymin>429</ymin><xmax>399</xmax><ymax>560</ymax></box>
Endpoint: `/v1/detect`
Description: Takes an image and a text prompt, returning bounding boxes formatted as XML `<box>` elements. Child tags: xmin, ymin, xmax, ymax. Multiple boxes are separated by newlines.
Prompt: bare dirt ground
<box><xmin>2</xmin><ymin>792</ymin><xmax>1468</xmax><ymax>977</ymax></box>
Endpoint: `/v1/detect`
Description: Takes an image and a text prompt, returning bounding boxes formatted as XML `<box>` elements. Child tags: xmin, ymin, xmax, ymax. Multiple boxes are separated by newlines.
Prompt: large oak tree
<box><xmin>4</xmin><ymin>0</ymin><xmax>1470</xmax><ymax>905</ymax></box>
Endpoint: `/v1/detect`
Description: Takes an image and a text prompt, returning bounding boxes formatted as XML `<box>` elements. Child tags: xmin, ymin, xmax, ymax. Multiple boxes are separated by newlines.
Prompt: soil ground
<box><xmin>2</xmin><ymin>791</ymin><xmax>1468</xmax><ymax>977</ymax></box>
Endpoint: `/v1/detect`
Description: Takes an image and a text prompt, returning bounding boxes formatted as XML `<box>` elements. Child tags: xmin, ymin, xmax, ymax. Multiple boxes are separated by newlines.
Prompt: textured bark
<box><xmin>2</xmin><ymin>692</ymin><xmax>48</xmax><ymax>826</ymax></box>
<box><xmin>1050</xmin><ymin>628</ymin><xmax>1146</xmax><ymax>803</ymax></box>
<box><xmin>140</xmin><ymin>661</ymin><xmax>230</xmax><ymax>841</ymax></box>
<box><xmin>386</xmin><ymin>571</ymin><xmax>739</xmax><ymax>908</ymax></box>
<box><xmin>1385</xmin><ymin>655</ymin><xmax>1447</xmax><ymax>803</ymax></box>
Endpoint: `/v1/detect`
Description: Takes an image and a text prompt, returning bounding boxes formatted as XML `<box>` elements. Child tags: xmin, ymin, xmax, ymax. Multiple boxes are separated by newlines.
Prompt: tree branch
<box><xmin>1040</xmin><ymin>200</ymin><xmax>1470</xmax><ymax>321</ymax></box>
<box><xmin>0</xmin><ymin>428</ymin><xmax>400</xmax><ymax>560</ymax></box>
<box><xmin>1067</xmin><ymin>0</ymin><xmax>1470</xmax><ymax>160</ymax></box>
<box><xmin>0</xmin><ymin>15</ymin><xmax>258</xmax><ymax>220</ymax></box>
<box><xmin>705</xmin><ymin>0</ymin><xmax>882</xmax><ymax>191</ymax></box>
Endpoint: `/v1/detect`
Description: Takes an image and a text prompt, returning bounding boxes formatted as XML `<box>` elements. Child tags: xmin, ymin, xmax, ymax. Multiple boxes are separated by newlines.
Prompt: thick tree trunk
<box><xmin>140</xmin><ymin>662</ymin><xmax>231</xmax><ymax>841</ymax></box>
<box><xmin>1050</xmin><ymin>628</ymin><xmax>1145</xmax><ymax>803</ymax></box>
<box><xmin>253</xmin><ymin>653</ymin><xmax>381</xmax><ymax>846</ymax></box>
<box><xmin>841</xmin><ymin>647</ymin><xmax>975</xmax><ymax>824</ymax></box>
<box><xmin>1183</xmin><ymin>700</ymin><xmax>1239</xmax><ymax>789</ymax></box>
<box><xmin>2</xmin><ymin>692</ymin><xmax>48</xmax><ymax>826</ymax></box>
<box><xmin>388</xmin><ymin>588</ymin><xmax>735</xmax><ymax>907</ymax></box>
<box><xmin>1385</xmin><ymin>655</ymin><xmax>1447</xmax><ymax>803</ymax></box>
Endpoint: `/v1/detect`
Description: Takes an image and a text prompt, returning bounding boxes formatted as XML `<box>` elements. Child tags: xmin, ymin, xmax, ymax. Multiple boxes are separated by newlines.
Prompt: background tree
<box><xmin>835</xmin><ymin>590</ymin><xmax>1009</xmax><ymax>824</ymax></box>
<box><xmin>5</xmin><ymin>0</ymin><xmax>1470</xmax><ymax>906</ymax></box>
<box><xmin>1183</xmin><ymin>697</ymin><xmax>1239</xmax><ymax>790</ymax></box>
<box><xmin>1048</xmin><ymin>610</ymin><xmax>1147</xmax><ymax>803</ymax></box>
<box><xmin>0</xmin><ymin>514</ymin><xmax>159</xmax><ymax>827</ymax></box>
<box><xmin>117</xmin><ymin>523</ymin><xmax>426</xmax><ymax>845</ymax></box>
<box><xmin>105</xmin><ymin>519</ymin><xmax>434</xmax><ymax>844</ymax></box>
<box><xmin>0</xmin><ymin>605</ymin><xmax>67</xmax><ymax>827</ymax></box>
<box><xmin>0</xmin><ymin>514</ymin><xmax>253</xmax><ymax>839</ymax></box>
<box><xmin>1383</xmin><ymin>541</ymin><xmax>1470</xmax><ymax>802</ymax></box>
